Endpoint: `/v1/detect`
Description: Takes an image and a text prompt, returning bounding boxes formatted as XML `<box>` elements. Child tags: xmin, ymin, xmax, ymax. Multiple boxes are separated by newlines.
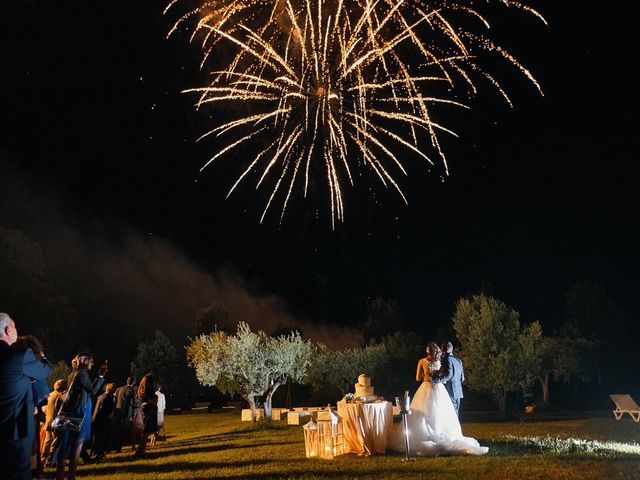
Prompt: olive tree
<box><xmin>192</xmin><ymin>304</ymin><xmax>232</xmax><ymax>336</ymax></box>
<box><xmin>132</xmin><ymin>331</ymin><xmax>179</xmax><ymax>391</ymax></box>
<box><xmin>453</xmin><ymin>294</ymin><xmax>542</xmax><ymax>415</ymax></box>
<box><xmin>376</xmin><ymin>331</ymin><xmax>424</xmax><ymax>398</ymax></box>
<box><xmin>0</xmin><ymin>226</ymin><xmax>82</xmax><ymax>360</ymax></box>
<box><xmin>529</xmin><ymin>336</ymin><xmax>594</xmax><ymax>406</ymax></box>
<box><xmin>359</xmin><ymin>297</ymin><xmax>405</xmax><ymax>343</ymax></box>
<box><xmin>186</xmin><ymin>322</ymin><xmax>313</xmax><ymax>421</ymax></box>
<box><xmin>47</xmin><ymin>360</ymin><xmax>71</xmax><ymax>391</ymax></box>
<box><xmin>562</xmin><ymin>279</ymin><xmax>629</xmax><ymax>387</ymax></box>
<box><xmin>305</xmin><ymin>343</ymin><xmax>388</xmax><ymax>395</ymax></box>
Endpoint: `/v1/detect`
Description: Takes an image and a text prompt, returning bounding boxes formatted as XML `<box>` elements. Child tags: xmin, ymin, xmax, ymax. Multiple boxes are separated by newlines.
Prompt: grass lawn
<box><xmin>73</xmin><ymin>409</ymin><xmax>640</xmax><ymax>480</ymax></box>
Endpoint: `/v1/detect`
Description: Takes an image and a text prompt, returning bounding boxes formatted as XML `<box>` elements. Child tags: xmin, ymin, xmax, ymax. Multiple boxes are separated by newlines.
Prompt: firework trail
<box><xmin>165</xmin><ymin>0</ymin><xmax>546</xmax><ymax>226</ymax></box>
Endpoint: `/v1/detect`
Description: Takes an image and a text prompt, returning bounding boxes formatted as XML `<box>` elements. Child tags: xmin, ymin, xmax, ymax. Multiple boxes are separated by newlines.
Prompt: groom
<box><xmin>432</xmin><ymin>341</ymin><xmax>464</xmax><ymax>417</ymax></box>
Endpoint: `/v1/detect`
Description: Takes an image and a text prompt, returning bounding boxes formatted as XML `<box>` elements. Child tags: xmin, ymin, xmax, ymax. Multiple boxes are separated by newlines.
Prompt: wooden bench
<box><xmin>610</xmin><ymin>394</ymin><xmax>640</xmax><ymax>422</ymax></box>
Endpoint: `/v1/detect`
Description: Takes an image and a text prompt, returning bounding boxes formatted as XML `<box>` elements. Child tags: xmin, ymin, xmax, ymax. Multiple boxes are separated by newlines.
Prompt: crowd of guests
<box><xmin>0</xmin><ymin>313</ymin><xmax>166</xmax><ymax>480</ymax></box>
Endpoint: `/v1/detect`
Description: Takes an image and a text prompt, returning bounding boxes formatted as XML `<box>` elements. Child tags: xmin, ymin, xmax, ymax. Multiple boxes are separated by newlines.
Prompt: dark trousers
<box><xmin>1</xmin><ymin>436</ymin><xmax>33</xmax><ymax>480</ymax></box>
<box><xmin>92</xmin><ymin>419</ymin><xmax>113</xmax><ymax>455</ymax></box>
<box><xmin>113</xmin><ymin>417</ymin><xmax>132</xmax><ymax>450</ymax></box>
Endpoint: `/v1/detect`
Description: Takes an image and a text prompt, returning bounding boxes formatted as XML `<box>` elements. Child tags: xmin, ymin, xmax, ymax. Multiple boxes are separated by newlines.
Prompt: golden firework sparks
<box><xmin>166</xmin><ymin>0</ymin><xmax>546</xmax><ymax>227</ymax></box>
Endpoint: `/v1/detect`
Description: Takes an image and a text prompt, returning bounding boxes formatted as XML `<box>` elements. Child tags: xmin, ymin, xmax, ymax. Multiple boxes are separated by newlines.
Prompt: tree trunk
<box><xmin>286</xmin><ymin>378</ymin><xmax>292</xmax><ymax>410</ymax></box>
<box><xmin>541</xmin><ymin>372</ymin><xmax>550</xmax><ymax>406</ymax></box>
<box><xmin>496</xmin><ymin>389</ymin><xmax>507</xmax><ymax>417</ymax></box>
<box><xmin>263</xmin><ymin>393</ymin><xmax>272</xmax><ymax>420</ymax></box>
<box><xmin>264</xmin><ymin>382</ymin><xmax>282</xmax><ymax>420</ymax></box>
<box><xmin>595</xmin><ymin>358</ymin><xmax>602</xmax><ymax>386</ymax></box>
<box><xmin>244</xmin><ymin>394</ymin><xmax>257</xmax><ymax>422</ymax></box>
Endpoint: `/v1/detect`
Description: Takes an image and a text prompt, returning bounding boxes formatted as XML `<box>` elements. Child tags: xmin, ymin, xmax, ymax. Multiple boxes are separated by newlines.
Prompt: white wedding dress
<box><xmin>392</xmin><ymin>359</ymin><xmax>488</xmax><ymax>456</ymax></box>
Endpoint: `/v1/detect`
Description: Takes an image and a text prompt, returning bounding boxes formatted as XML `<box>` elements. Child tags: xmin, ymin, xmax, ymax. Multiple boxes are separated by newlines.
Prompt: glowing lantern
<box><xmin>303</xmin><ymin>419</ymin><xmax>318</xmax><ymax>458</ymax></box>
<box><xmin>315</xmin><ymin>405</ymin><xmax>344</xmax><ymax>459</ymax></box>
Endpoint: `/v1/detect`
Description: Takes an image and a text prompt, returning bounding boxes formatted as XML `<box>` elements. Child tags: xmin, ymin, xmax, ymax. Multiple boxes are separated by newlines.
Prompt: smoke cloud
<box><xmin>45</xmin><ymin>226</ymin><xmax>362</xmax><ymax>348</ymax></box>
<box><xmin>0</xmin><ymin>156</ymin><xmax>362</xmax><ymax>361</ymax></box>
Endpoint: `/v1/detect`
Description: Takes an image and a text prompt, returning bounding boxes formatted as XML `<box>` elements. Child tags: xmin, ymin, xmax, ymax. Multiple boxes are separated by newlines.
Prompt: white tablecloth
<box><xmin>337</xmin><ymin>400</ymin><xmax>393</xmax><ymax>455</ymax></box>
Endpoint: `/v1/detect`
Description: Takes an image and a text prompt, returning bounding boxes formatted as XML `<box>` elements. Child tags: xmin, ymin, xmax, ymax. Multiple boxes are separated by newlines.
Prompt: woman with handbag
<box><xmin>133</xmin><ymin>373</ymin><xmax>158</xmax><ymax>458</ymax></box>
<box><xmin>53</xmin><ymin>353</ymin><xmax>107</xmax><ymax>480</ymax></box>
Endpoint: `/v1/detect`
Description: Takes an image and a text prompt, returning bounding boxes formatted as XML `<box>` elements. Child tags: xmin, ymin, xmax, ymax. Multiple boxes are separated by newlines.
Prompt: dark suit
<box><xmin>0</xmin><ymin>342</ymin><xmax>51</xmax><ymax>479</ymax></box>
<box><xmin>92</xmin><ymin>391</ymin><xmax>115</xmax><ymax>456</ymax></box>
<box><xmin>113</xmin><ymin>384</ymin><xmax>134</xmax><ymax>450</ymax></box>
<box><xmin>432</xmin><ymin>353</ymin><xmax>465</xmax><ymax>416</ymax></box>
<box><xmin>114</xmin><ymin>385</ymin><xmax>134</xmax><ymax>419</ymax></box>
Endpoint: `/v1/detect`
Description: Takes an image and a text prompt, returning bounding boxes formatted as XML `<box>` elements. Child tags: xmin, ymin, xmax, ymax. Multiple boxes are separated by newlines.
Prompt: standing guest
<box><xmin>13</xmin><ymin>335</ymin><xmax>51</xmax><ymax>478</ymax></box>
<box><xmin>133</xmin><ymin>374</ymin><xmax>158</xmax><ymax>458</ymax></box>
<box><xmin>0</xmin><ymin>313</ymin><xmax>51</xmax><ymax>480</ymax></box>
<box><xmin>150</xmin><ymin>384</ymin><xmax>166</xmax><ymax>445</ymax></box>
<box><xmin>131</xmin><ymin>384</ymin><xmax>143</xmax><ymax>451</ymax></box>
<box><xmin>33</xmin><ymin>397</ymin><xmax>47</xmax><ymax>478</ymax></box>
<box><xmin>54</xmin><ymin>353</ymin><xmax>107</xmax><ymax>480</ymax></box>
<box><xmin>13</xmin><ymin>336</ymin><xmax>51</xmax><ymax>410</ymax></box>
<box><xmin>113</xmin><ymin>376</ymin><xmax>135</xmax><ymax>452</ymax></box>
<box><xmin>432</xmin><ymin>341</ymin><xmax>465</xmax><ymax>417</ymax></box>
<box><xmin>41</xmin><ymin>379</ymin><xmax>67</xmax><ymax>467</ymax></box>
<box><xmin>91</xmin><ymin>383</ymin><xmax>116</xmax><ymax>460</ymax></box>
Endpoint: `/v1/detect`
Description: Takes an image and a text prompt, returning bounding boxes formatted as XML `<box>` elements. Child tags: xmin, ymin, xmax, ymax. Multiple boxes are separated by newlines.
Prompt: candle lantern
<box><xmin>315</xmin><ymin>405</ymin><xmax>344</xmax><ymax>459</ymax></box>
<box><xmin>302</xmin><ymin>419</ymin><xmax>318</xmax><ymax>458</ymax></box>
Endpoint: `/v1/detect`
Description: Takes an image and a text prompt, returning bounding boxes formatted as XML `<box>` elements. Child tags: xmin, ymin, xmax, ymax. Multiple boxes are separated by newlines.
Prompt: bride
<box><xmin>393</xmin><ymin>342</ymin><xmax>488</xmax><ymax>456</ymax></box>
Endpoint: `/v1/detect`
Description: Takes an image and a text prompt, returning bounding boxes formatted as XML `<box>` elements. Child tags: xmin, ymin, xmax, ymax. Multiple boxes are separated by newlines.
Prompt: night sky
<box><xmin>1</xmin><ymin>1</ymin><xmax>639</xmax><ymax>352</ymax></box>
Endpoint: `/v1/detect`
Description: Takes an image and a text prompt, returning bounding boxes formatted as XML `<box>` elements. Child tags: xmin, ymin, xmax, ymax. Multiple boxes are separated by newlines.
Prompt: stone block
<box><xmin>287</xmin><ymin>411</ymin><xmax>311</xmax><ymax>425</ymax></box>
<box><xmin>241</xmin><ymin>408</ymin><xmax>264</xmax><ymax>421</ymax></box>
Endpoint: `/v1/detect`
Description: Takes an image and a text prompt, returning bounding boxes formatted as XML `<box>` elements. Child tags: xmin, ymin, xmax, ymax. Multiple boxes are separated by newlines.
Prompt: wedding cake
<box><xmin>354</xmin><ymin>374</ymin><xmax>374</xmax><ymax>398</ymax></box>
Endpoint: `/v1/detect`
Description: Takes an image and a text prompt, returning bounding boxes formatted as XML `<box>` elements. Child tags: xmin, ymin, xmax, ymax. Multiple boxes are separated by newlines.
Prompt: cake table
<box><xmin>336</xmin><ymin>399</ymin><xmax>393</xmax><ymax>455</ymax></box>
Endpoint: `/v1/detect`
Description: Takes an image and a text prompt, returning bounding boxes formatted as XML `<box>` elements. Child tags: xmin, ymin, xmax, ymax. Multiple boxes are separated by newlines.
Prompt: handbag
<box><xmin>51</xmin><ymin>372</ymin><xmax>85</xmax><ymax>432</ymax></box>
<box><xmin>50</xmin><ymin>412</ymin><xmax>84</xmax><ymax>432</ymax></box>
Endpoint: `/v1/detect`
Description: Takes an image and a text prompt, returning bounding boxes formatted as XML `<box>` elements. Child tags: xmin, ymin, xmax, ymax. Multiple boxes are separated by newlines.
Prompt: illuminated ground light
<box><xmin>500</xmin><ymin>435</ymin><xmax>640</xmax><ymax>455</ymax></box>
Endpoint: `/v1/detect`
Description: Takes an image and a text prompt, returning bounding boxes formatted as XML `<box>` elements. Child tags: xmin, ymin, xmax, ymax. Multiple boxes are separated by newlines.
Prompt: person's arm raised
<box><xmin>22</xmin><ymin>348</ymin><xmax>51</xmax><ymax>381</ymax></box>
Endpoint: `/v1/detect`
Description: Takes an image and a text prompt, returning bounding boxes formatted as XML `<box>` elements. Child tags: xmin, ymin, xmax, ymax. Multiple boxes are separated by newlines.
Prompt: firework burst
<box><xmin>166</xmin><ymin>0</ymin><xmax>546</xmax><ymax>226</ymax></box>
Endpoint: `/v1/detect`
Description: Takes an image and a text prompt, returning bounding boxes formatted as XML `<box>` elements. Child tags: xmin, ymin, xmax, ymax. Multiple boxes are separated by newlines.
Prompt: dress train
<box><xmin>391</xmin><ymin>381</ymin><xmax>488</xmax><ymax>456</ymax></box>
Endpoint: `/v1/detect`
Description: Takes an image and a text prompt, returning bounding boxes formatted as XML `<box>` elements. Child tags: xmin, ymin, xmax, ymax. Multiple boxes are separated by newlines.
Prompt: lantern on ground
<box><xmin>315</xmin><ymin>405</ymin><xmax>344</xmax><ymax>459</ymax></box>
<box><xmin>303</xmin><ymin>419</ymin><xmax>318</xmax><ymax>458</ymax></box>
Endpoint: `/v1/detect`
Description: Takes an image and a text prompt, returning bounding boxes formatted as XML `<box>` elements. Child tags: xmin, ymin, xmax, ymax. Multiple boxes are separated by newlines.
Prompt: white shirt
<box><xmin>156</xmin><ymin>391</ymin><xmax>166</xmax><ymax>413</ymax></box>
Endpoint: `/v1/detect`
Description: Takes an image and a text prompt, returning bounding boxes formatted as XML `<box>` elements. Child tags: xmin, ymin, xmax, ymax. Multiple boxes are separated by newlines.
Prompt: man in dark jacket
<box><xmin>432</xmin><ymin>341</ymin><xmax>465</xmax><ymax>417</ymax></box>
<box><xmin>91</xmin><ymin>382</ymin><xmax>116</xmax><ymax>459</ymax></box>
<box><xmin>0</xmin><ymin>313</ymin><xmax>51</xmax><ymax>480</ymax></box>
<box><xmin>113</xmin><ymin>376</ymin><xmax>135</xmax><ymax>452</ymax></box>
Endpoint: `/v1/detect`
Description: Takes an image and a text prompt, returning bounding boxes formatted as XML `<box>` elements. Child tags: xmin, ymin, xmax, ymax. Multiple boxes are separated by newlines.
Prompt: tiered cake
<box><xmin>354</xmin><ymin>374</ymin><xmax>374</xmax><ymax>398</ymax></box>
